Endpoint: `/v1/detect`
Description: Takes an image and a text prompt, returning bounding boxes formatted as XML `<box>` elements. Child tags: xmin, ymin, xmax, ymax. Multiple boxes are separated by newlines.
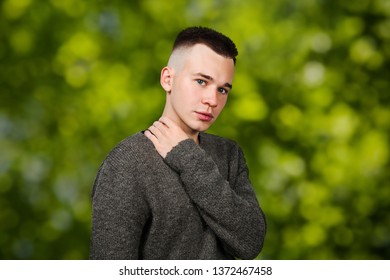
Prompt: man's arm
<box><xmin>90</xmin><ymin>154</ymin><xmax>149</xmax><ymax>259</ymax></box>
<box><xmin>165</xmin><ymin>139</ymin><xmax>266</xmax><ymax>259</ymax></box>
<box><xmin>145</xmin><ymin>117</ymin><xmax>266</xmax><ymax>259</ymax></box>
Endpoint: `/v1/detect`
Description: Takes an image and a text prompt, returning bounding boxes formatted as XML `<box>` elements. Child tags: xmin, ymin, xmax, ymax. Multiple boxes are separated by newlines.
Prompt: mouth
<box><xmin>195</xmin><ymin>111</ymin><xmax>214</xmax><ymax>122</ymax></box>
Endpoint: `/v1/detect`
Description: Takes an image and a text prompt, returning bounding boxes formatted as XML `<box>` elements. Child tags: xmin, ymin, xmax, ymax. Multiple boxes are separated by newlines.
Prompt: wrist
<box><xmin>164</xmin><ymin>139</ymin><xmax>199</xmax><ymax>172</ymax></box>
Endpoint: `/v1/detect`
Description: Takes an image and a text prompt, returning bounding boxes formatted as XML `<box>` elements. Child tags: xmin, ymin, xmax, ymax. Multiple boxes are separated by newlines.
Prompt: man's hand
<box><xmin>144</xmin><ymin>116</ymin><xmax>190</xmax><ymax>158</ymax></box>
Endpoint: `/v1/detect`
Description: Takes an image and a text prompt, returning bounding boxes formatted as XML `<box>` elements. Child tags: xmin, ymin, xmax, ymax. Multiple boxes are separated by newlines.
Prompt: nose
<box><xmin>201</xmin><ymin>88</ymin><xmax>218</xmax><ymax>107</ymax></box>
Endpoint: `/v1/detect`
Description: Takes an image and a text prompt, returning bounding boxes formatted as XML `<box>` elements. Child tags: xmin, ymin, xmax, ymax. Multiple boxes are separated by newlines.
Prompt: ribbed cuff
<box><xmin>164</xmin><ymin>139</ymin><xmax>202</xmax><ymax>173</ymax></box>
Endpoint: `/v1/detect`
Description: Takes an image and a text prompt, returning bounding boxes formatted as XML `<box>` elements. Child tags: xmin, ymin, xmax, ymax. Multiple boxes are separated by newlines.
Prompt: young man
<box><xmin>90</xmin><ymin>27</ymin><xmax>266</xmax><ymax>259</ymax></box>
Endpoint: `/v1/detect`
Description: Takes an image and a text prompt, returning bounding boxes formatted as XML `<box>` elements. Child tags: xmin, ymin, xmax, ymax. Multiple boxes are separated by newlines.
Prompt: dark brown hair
<box><xmin>172</xmin><ymin>26</ymin><xmax>238</xmax><ymax>64</ymax></box>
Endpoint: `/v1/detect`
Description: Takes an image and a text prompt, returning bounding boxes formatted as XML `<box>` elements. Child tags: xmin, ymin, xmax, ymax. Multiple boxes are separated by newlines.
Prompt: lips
<box><xmin>195</xmin><ymin>111</ymin><xmax>214</xmax><ymax>122</ymax></box>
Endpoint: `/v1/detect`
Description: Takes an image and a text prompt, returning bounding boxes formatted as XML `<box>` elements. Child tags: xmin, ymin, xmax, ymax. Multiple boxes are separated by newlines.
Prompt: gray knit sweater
<box><xmin>90</xmin><ymin>131</ymin><xmax>266</xmax><ymax>259</ymax></box>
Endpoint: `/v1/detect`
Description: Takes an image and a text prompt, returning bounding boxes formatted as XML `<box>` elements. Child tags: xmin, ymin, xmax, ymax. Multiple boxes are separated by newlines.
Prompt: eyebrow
<box><xmin>194</xmin><ymin>72</ymin><xmax>233</xmax><ymax>90</ymax></box>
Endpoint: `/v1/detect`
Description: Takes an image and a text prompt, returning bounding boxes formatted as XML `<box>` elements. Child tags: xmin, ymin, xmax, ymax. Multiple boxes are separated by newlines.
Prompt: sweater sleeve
<box><xmin>89</xmin><ymin>153</ymin><xmax>149</xmax><ymax>259</ymax></box>
<box><xmin>164</xmin><ymin>139</ymin><xmax>266</xmax><ymax>259</ymax></box>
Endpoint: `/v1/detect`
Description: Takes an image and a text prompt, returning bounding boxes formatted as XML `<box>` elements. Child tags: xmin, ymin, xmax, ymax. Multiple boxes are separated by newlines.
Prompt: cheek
<box><xmin>173</xmin><ymin>80</ymin><xmax>194</xmax><ymax>99</ymax></box>
<box><xmin>218</xmin><ymin>96</ymin><xmax>228</xmax><ymax>108</ymax></box>
<box><xmin>213</xmin><ymin>96</ymin><xmax>227</xmax><ymax>116</ymax></box>
<box><xmin>181</xmin><ymin>85</ymin><xmax>201</xmax><ymax>104</ymax></box>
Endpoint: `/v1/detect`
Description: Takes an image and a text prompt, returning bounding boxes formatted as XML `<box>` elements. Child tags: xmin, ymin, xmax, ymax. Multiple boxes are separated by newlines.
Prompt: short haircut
<box><xmin>172</xmin><ymin>26</ymin><xmax>238</xmax><ymax>64</ymax></box>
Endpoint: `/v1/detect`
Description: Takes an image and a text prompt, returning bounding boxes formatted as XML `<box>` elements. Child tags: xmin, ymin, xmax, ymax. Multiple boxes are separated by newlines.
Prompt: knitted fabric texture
<box><xmin>90</xmin><ymin>131</ymin><xmax>266</xmax><ymax>259</ymax></box>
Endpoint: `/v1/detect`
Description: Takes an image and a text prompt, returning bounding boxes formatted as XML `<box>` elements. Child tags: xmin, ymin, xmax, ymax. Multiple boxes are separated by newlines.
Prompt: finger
<box><xmin>159</xmin><ymin>116</ymin><xmax>186</xmax><ymax>137</ymax></box>
<box><xmin>153</xmin><ymin>120</ymin><xmax>170</xmax><ymax>136</ymax></box>
<box><xmin>147</xmin><ymin>125</ymin><xmax>160</xmax><ymax>139</ymax></box>
<box><xmin>153</xmin><ymin>120</ymin><xmax>167</xmax><ymax>130</ymax></box>
<box><xmin>144</xmin><ymin>129</ymin><xmax>155</xmax><ymax>139</ymax></box>
<box><xmin>159</xmin><ymin>116</ymin><xmax>174</xmax><ymax>128</ymax></box>
<box><xmin>144</xmin><ymin>130</ymin><xmax>160</xmax><ymax>149</ymax></box>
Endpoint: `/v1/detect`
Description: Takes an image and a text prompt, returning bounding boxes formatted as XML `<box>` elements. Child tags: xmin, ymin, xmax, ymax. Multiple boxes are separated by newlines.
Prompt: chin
<box><xmin>183</xmin><ymin>117</ymin><xmax>214</xmax><ymax>133</ymax></box>
<box><xmin>190</xmin><ymin>123</ymin><xmax>212</xmax><ymax>133</ymax></box>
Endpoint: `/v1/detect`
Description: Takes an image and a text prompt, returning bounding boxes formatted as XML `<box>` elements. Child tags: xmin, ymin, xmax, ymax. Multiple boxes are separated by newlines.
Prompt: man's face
<box><xmin>162</xmin><ymin>44</ymin><xmax>235</xmax><ymax>136</ymax></box>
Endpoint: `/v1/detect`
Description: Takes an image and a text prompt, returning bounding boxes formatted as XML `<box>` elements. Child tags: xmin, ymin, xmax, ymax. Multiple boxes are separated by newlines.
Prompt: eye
<box><xmin>218</xmin><ymin>87</ymin><xmax>229</xmax><ymax>95</ymax></box>
<box><xmin>196</xmin><ymin>79</ymin><xmax>206</xmax><ymax>86</ymax></box>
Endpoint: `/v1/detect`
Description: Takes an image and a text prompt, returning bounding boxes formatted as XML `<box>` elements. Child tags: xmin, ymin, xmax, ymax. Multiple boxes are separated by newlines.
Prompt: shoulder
<box><xmin>200</xmin><ymin>132</ymin><xmax>244</xmax><ymax>160</ymax></box>
<box><xmin>200</xmin><ymin>133</ymin><xmax>249</xmax><ymax>179</ymax></box>
<box><xmin>92</xmin><ymin>132</ymin><xmax>151</xmax><ymax>198</ymax></box>
<box><xmin>200</xmin><ymin>132</ymin><xmax>240</xmax><ymax>150</ymax></box>
<box><xmin>102</xmin><ymin>131</ymin><xmax>151</xmax><ymax>168</ymax></box>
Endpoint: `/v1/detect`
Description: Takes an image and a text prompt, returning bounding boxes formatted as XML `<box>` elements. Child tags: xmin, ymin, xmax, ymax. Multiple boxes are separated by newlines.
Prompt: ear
<box><xmin>160</xmin><ymin>66</ymin><xmax>174</xmax><ymax>93</ymax></box>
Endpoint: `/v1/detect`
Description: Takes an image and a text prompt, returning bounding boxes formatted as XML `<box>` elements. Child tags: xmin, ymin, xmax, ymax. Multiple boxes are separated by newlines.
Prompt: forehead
<box><xmin>177</xmin><ymin>44</ymin><xmax>235</xmax><ymax>80</ymax></box>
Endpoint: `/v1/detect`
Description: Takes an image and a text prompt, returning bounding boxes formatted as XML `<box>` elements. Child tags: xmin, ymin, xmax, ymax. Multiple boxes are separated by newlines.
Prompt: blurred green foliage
<box><xmin>1</xmin><ymin>0</ymin><xmax>389</xmax><ymax>259</ymax></box>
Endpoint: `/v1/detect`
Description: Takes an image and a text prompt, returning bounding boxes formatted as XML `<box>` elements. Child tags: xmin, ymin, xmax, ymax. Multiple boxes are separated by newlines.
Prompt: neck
<box><xmin>161</xmin><ymin>109</ymin><xmax>199</xmax><ymax>144</ymax></box>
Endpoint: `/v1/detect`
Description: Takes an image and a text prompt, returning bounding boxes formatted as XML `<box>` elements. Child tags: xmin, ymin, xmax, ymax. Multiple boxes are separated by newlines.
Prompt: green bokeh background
<box><xmin>1</xmin><ymin>0</ymin><xmax>389</xmax><ymax>259</ymax></box>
